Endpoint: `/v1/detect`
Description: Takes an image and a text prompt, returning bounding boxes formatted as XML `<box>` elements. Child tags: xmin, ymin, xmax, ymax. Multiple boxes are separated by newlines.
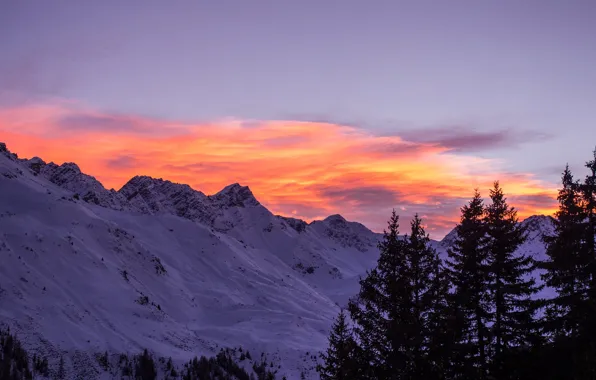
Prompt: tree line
<box><xmin>318</xmin><ymin>148</ymin><xmax>596</xmax><ymax>380</ymax></box>
<box><xmin>1</xmin><ymin>325</ymin><xmax>279</xmax><ymax>380</ymax></box>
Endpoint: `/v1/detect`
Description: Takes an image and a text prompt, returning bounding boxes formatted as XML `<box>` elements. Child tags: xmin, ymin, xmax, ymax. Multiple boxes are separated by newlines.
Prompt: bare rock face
<box><xmin>24</xmin><ymin>157</ymin><xmax>46</xmax><ymax>174</ymax></box>
<box><xmin>277</xmin><ymin>216</ymin><xmax>308</xmax><ymax>233</ymax></box>
<box><xmin>0</xmin><ymin>142</ymin><xmax>19</xmax><ymax>161</ymax></box>
<box><xmin>211</xmin><ymin>183</ymin><xmax>260</xmax><ymax>208</ymax></box>
<box><xmin>119</xmin><ymin>175</ymin><xmax>213</xmax><ymax>222</ymax></box>
<box><xmin>24</xmin><ymin>159</ymin><xmax>130</xmax><ymax>210</ymax></box>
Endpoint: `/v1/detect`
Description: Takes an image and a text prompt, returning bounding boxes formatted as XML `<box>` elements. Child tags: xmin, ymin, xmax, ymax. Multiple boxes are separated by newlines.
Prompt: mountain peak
<box><xmin>522</xmin><ymin>214</ymin><xmax>554</xmax><ymax>225</ymax></box>
<box><xmin>324</xmin><ymin>214</ymin><xmax>346</xmax><ymax>223</ymax></box>
<box><xmin>522</xmin><ymin>214</ymin><xmax>555</xmax><ymax>237</ymax></box>
<box><xmin>60</xmin><ymin>162</ymin><xmax>82</xmax><ymax>173</ymax></box>
<box><xmin>221</xmin><ymin>182</ymin><xmax>243</xmax><ymax>190</ymax></box>
<box><xmin>212</xmin><ymin>183</ymin><xmax>260</xmax><ymax>207</ymax></box>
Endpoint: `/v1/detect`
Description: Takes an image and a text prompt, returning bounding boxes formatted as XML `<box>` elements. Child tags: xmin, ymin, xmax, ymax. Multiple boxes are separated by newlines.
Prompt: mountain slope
<box><xmin>0</xmin><ymin>144</ymin><xmax>384</xmax><ymax>379</ymax></box>
<box><xmin>0</xmin><ymin>143</ymin><xmax>555</xmax><ymax>379</ymax></box>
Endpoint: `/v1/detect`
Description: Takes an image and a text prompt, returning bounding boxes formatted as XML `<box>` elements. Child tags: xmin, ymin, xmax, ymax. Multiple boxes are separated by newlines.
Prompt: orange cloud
<box><xmin>0</xmin><ymin>101</ymin><xmax>559</xmax><ymax>238</ymax></box>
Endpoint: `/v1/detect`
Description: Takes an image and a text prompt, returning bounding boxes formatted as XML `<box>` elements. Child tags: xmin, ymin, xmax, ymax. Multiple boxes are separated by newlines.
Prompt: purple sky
<box><xmin>1</xmin><ymin>0</ymin><xmax>595</xmax><ymax>182</ymax></box>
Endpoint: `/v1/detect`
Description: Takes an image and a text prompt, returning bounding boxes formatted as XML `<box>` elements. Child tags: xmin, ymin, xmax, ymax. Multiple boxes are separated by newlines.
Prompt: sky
<box><xmin>1</xmin><ymin>0</ymin><xmax>595</xmax><ymax>238</ymax></box>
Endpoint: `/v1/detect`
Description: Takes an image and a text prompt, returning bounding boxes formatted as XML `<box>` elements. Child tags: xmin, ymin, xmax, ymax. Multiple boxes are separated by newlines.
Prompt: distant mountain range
<box><xmin>0</xmin><ymin>142</ymin><xmax>555</xmax><ymax>379</ymax></box>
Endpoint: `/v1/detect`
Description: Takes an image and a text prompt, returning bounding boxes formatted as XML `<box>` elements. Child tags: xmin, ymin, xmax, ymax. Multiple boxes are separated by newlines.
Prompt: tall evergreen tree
<box><xmin>582</xmin><ymin>148</ymin><xmax>596</xmax><ymax>293</ymax></box>
<box><xmin>406</xmin><ymin>215</ymin><xmax>445</xmax><ymax>379</ymax></box>
<box><xmin>540</xmin><ymin>164</ymin><xmax>594</xmax><ymax>379</ymax></box>
<box><xmin>445</xmin><ymin>190</ymin><xmax>490</xmax><ymax>379</ymax></box>
<box><xmin>317</xmin><ymin>309</ymin><xmax>357</xmax><ymax>380</ymax></box>
<box><xmin>542</xmin><ymin>165</ymin><xmax>589</xmax><ymax>338</ymax></box>
<box><xmin>425</xmin><ymin>251</ymin><xmax>453</xmax><ymax>380</ymax></box>
<box><xmin>348</xmin><ymin>212</ymin><xmax>443</xmax><ymax>379</ymax></box>
<box><xmin>484</xmin><ymin>182</ymin><xmax>540</xmax><ymax>379</ymax></box>
<box><xmin>577</xmin><ymin>148</ymin><xmax>596</xmax><ymax>378</ymax></box>
<box><xmin>348</xmin><ymin>210</ymin><xmax>411</xmax><ymax>379</ymax></box>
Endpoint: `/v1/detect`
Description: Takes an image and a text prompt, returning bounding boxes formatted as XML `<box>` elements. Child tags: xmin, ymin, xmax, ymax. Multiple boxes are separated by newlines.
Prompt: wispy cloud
<box><xmin>105</xmin><ymin>154</ymin><xmax>139</xmax><ymax>169</ymax></box>
<box><xmin>398</xmin><ymin>125</ymin><xmax>552</xmax><ymax>153</ymax></box>
<box><xmin>313</xmin><ymin>184</ymin><xmax>400</xmax><ymax>208</ymax></box>
<box><xmin>0</xmin><ymin>101</ymin><xmax>558</xmax><ymax>238</ymax></box>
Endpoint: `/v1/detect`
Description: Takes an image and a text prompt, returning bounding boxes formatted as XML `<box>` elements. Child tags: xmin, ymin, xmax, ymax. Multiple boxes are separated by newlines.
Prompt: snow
<box><xmin>0</xmin><ymin>144</ymin><xmax>555</xmax><ymax>379</ymax></box>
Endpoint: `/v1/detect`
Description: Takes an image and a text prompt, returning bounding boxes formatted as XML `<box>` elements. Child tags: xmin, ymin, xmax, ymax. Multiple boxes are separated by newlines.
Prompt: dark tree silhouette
<box><xmin>485</xmin><ymin>182</ymin><xmax>540</xmax><ymax>379</ymax></box>
<box><xmin>317</xmin><ymin>309</ymin><xmax>357</xmax><ymax>380</ymax></box>
<box><xmin>445</xmin><ymin>190</ymin><xmax>490</xmax><ymax>379</ymax></box>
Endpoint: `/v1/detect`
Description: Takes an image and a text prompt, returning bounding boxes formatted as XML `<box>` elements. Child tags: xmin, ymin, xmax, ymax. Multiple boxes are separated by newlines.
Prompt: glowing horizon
<box><xmin>0</xmin><ymin>100</ymin><xmax>559</xmax><ymax>238</ymax></box>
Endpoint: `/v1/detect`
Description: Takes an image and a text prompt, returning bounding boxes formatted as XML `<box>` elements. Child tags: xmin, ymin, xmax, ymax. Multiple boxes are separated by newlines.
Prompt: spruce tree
<box><xmin>582</xmin><ymin>148</ymin><xmax>596</xmax><ymax>293</ymax></box>
<box><xmin>445</xmin><ymin>190</ymin><xmax>490</xmax><ymax>379</ymax></box>
<box><xmin>580</xmin><ymin>149</ymin><xmax>596</xmax><ymax>310</ymax></box>
<box><xmin>348</xmin><ymin>212</ymin><xmax>443</xmax><ymax>379</ymax></box>
<box><xmin>577</xmin><ymin>148</ymin><xmax>596</xmax><ymax>378</ymax></box>
<box><xmin>542</xmin><ymin>165</ymin><xmax>589</xmax><ymax>338</ymax></box>
<box><xmin>539</xmin><ymin>164</ymin><xmax>594</xmax><ymax>379</ymax></box>
<box><xmin>485</xmin><ymin>182</ymin><xmax>540</xmax><ymax>379</ymax></box>
<box><xmin>425</xmin><ymin>251</ymin><xmax>453</xmax><ymax>380</ymax></box>
<box><xmin>318</xmin><ymin>309</ymin><xmax>357</xmax><ymax>380</ymax></box>
<box><xmin>406</xmin><ymin>215</ymin><xmax>445</xmax><ymax>379</ymax></box>
<box><xmin>348</xmin><ymin>210</ymin><xmax>410</xmax><ymax>379</ymax></box>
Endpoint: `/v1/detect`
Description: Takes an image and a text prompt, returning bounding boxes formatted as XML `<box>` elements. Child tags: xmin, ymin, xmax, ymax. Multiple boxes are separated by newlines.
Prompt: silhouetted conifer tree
<box><xmin>543</xmin><ymin>165</ymin><xmax>590</xmax><ymax>377</ymax></box>
<box><xmin>317</xmin><ymin>309</ymin><xmax>357</xmax><ymax>380</ymax></box>
<box><xmin>134</xmin><ymin>349</ymin><xmax>156</xmax><ymax>380</ymax></box>
<box><xmin>485</xmin><ymin>182</ymin><xmax>540</xmax><ymax>379</ymax></box>
<box><xmin>425</xmin><ymin>250</ymin><xmax>452</xmax><ymax>380</ymax></box>
<box><xmin>405</xmin><ymin>215</ymin><xmax>445</xmax><ymax>379</ymax></box>
<box><xmin>575</xmin><ymin>148</ymin><xmax>596</xmax><ymax>379</ymax></box>
<box><xmin>348</xmin><ymin>210</ymin><xmax>409</xmax><ymax>379</ymax></box>
<box><xmin>348</xmin><ymin>212</ymin><xmax>443</xmax><ymax>379</ymax></box>
<box><xmin>445</xmin><ymin>190</ymin><xmax>490</xmax><ymax>379</ymax></box>
<box><xmin>0</xmin><ymin>327</ymin><xmax>33</xmax><ymax>380</ymax></box>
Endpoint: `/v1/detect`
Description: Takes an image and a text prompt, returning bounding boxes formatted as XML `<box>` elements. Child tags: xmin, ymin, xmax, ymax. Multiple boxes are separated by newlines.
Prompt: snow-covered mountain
<box><xmin>0</xmin><ymin>142</ymin><xmax>555</xmax><ymax>379</ymax></box>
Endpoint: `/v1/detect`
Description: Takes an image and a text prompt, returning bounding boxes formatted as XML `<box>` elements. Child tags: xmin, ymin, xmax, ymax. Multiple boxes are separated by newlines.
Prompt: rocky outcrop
<box><xmin>277</xmin><ymin>216</ymin><xmax>308</xmax><ymax>233</ymax></box>
<box><xmin>309</xmin><ymin>214</ymin><xmax>381</xmax><ymax>252</ymax></box>
<box><xmin>20</xmin><ymin>156</ymin><xmax>130</xmax><ymax>210</ymax></box>
<box><xmin>119</xmin><ymin>175</ymin><xmax>213</xmax><ymax>221</ymax></box>
<box><xmin>210</xmin><ymin>183</ymin><xmax>260</xmax><ymax>208</ymax></box>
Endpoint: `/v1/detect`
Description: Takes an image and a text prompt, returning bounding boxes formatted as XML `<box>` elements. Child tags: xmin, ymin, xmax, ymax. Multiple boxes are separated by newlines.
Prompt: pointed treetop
<box><xmin>410</xmin><ymin>213</ymin><xmax>425</xmax><ymax>233</ymax></box>
<box><xmin>490</xmin><ymin>180</ymin><xmax>503</xmax><ymax>196</ymax></box>
<box><xmin>408</xmin><ymin>213</ymin><xmax>432</xmax><ymax>246</ymax></box>
<box><xmin>382</xmin><ymin>209</ymin><xmax>401</xmax><ymax>239</ymax></box>
<box><xmin>488</xmin><ymin>181</ymin><xmax>511</xmax><ymax>208</ymax></box>
<box><xmin>585</xmin><ymin>146</ymin><xmax>596</xmax><ymax>174</ymax></box>
<box><xmin>461</xmin><ymin>189</ymin><xmax>484</xmax><ymax>212</ymax></box>
<box><xmin>562</xmin><ymin>164</ymin><xmax>573</xmax><ymax>183</ymax></box>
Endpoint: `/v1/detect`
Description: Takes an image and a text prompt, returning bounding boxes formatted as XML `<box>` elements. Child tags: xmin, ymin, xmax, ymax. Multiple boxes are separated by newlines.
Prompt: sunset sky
<box><xmin>1</xmin><ymin>1</ymin><xmax>595</xmax><ymax>238</ymax></box>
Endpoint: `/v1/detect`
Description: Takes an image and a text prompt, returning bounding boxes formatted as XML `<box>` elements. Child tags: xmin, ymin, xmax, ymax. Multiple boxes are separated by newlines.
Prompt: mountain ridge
<box><xmin>0</xmin><ymin>142</ymin><xmax>551</xmax><ymax>242</ymax></box>
<box><xmin>0</xmin><ymin>142</ymin><xmax>556</xmax><ymax>379</ymax></box>
<box><xmin>5</xmin><ymin>144</ymin><xmax>359</xmax><ymax>235</ymax></box>
<box><xmin>0</xmin><ymin>142</ymin><xmax>386</xmax><ymax>379</ymax></box>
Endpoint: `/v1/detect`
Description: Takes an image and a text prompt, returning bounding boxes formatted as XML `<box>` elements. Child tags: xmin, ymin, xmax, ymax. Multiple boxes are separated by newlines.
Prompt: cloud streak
<box><xmin>0</xmin><ymin>101</ymin><xmax>558</xmax><ymax>238</ymax></box>
<box><xmin>398</xmin><ymin>126</ymin><xmax>552</xmax><ymax>153</ymax></box>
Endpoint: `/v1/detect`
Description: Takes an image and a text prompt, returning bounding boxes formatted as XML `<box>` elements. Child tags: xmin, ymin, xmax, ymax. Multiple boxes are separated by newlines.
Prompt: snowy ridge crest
<box><xmin>3</xmin><ymin>143</ymin><xmax>271</xmax><ymax>228</ymax></box>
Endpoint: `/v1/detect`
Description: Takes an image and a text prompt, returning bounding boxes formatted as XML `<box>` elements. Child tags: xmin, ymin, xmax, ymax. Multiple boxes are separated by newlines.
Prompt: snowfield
<box><xmin>0</xmin><ymin>143</ymin><xmax>554</xmax><ymax>379</ymax></box>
